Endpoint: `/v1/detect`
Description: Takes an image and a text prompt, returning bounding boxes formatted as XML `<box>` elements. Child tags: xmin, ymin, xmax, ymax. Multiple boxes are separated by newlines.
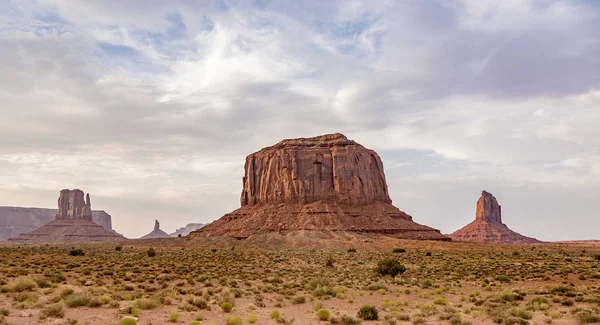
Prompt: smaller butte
<box><xmin>450</xmin><ymin>190</ymin><xmax>540</xmax><ymax>244</ymax></box>
<box><xmin>9</xmin><ymin>189</ymin><xmax>124</xmax><ymax>242</ymax></box>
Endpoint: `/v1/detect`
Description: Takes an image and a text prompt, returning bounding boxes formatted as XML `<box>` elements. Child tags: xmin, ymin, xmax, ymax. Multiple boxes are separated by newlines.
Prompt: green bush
<box><xmin>347</xmin><ymin>248</ymin><xmax>357</xmax><ymax>253</ymax></box>
<box><xmin>221</xmin><ymin>302</ymin><xmax>233</xmax><ymax>313</ymax></box>
<box><xmin>317</xmin><ymin>309</ymin><xmax>330</xmax><ymax>321</ymax></box>
<box><xmin>226</xmin><ymin>316</ymin><xmax>243</xmax><ymax>325</ymax></box>
<box><xmin>64</xmin><ymin>293</ymin><xmax>92</xmax><ymax>307</ymax></box>
<box><xmin>146</xmin><ymin>248</ymin><xmax>156</xmax><ymax>257</ymax></box>
<box><xmin>270</xmin><ymin>310</ymin><xmax>280</xmax><ymax>319</ymax></box>
<box><xmin>292</xmin><ymin>296</ymin><xmax>306</xmax><ymax>304</ymax></box>
<box><xmin>392</xmin><ymin>248</ymin><xmax>406</xmax><ymax>253</ymax></box>
<box><xmin>118</xmin><ymin>318</ymin><xmax>137</xmax><ymax>325</ymax></box>
<box><xmin>376</xmin><ymin>258</ymin><xmax>406</xmax><ymax>277</ymax></box>
<box><xmin>357</xmin><ymin>305</ymin><xmax>378</xmax><ymax>320</ymax></box>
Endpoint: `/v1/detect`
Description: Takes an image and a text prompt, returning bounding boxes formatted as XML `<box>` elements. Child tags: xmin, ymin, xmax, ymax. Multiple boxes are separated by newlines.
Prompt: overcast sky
<box><xmin>1</xmin><ymin>0</ymin><xmax>599</xmax><ymax>240</ymax></box>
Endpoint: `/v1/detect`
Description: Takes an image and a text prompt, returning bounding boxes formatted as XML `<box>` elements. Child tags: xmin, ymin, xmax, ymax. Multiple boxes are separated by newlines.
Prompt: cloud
<box><xmin>0</xmin><ymin>0</ymin><xmax>599</xmax><ymax>239</ymax></box>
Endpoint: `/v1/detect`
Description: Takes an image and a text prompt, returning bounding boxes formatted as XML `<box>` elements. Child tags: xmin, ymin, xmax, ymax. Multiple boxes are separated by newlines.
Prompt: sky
<box><xmin>1</xmin><ymin>0</ymin><xmax>599</xmax><ymax>240</ymax></box>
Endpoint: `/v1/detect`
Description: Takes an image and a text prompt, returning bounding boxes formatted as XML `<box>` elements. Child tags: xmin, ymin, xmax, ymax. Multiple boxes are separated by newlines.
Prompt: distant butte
<box><xmin>450</xmin><ymin>190</ymin><xmax>541</xmax><ymax>244</ymax></box>
<box><xmin>9</xmin><ymin>189</ymin><xmax>124</xmax><ymax>242</ymax></box>
<box><xmin>190</xmin><ymin>133</ymin><xmax>449</xmax><ymax>240</ymax></box>
<box><xmin>140</xmin><ymin>219</ymin><xmax>171</xmax><ymax>239</ymax></box>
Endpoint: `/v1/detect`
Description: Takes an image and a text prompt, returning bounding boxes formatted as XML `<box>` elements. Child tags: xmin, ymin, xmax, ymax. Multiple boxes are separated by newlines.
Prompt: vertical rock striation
<box><xmin>56</xmin><ymin>189</ymin><xmax>92</xmax><ymax>220</ymax></box>
<box><xmin>191</xmin><ymin>133</ymin><xmax>448</xmax><ymax>241</ymax></box>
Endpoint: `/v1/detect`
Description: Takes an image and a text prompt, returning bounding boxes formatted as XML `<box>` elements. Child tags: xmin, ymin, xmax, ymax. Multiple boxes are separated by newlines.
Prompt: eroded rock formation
<box><xmin>450</xmin><ymin>190</ymin><xmax>540</xmax><ymax>244</ymax></box>
<box><xmin>0</xmin><ymin>207</ymin><xmax>114</xmax><ymax>241</ymax></box>
<box><xmin>9</xmin><ymin>190</ymin><xmax>124</xmax><ymax>242</ymax></box>
<box><xmin>191</xmin><ymin>133</ymin><xmax>448</xmax><ymax>240</ymax></box>
<box><xmin>140</xmin><ymin>219</ymin><xmax>171</xmax><ymax>239</ymax></box>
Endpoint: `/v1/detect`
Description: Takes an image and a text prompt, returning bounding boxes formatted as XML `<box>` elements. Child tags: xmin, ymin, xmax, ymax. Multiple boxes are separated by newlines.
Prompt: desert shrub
<box><xmin>115</xmin><ymin>245</ymin><xmax>123</xmax><ymax>251</ymax></box>
<box><xmin>0</xmin><ymin>309</ymin><xmax>8</xmax><ymax>316</ymax></box>
<box><xmin>593</xmin><ymin>254</ymin><xmax>600</xmax><ymax>261</ymax></box>
<box><xmin>270</xmin><ymin>310</ymin><xmax>280</xmax><ymax>319</ymax></box>
<box><xmin>69</xmin><ymin>248</ymin><xmax>85</xmax><ymax>256</ymax></box>
<box><xmin>432</xmin><ymin>297</ymin><xmax>448</xmax><ymax>305</ymax></box>
<box><xmin>341</xmin><ymin>315</ymin><xmax>362</xmax><ymax>325</ymax></box>
<box><xmin>118</xmin><ymin>318</ymin><xmax>137</xmax><ymax>325</ymax></box>
<box><xmin>357</xmin><ymin>305</ymin><xmax>379</xmax><ymax>320</ymax></box>
<box><xmin>64</xmin><ymin>293</ymin><xmax>92</xmax><ymax>307</ymax></box>
<box><xmin>392</xmin><ymin>248</ymin><xmax>406</xmax><ymax>253</ymax></box>
<box><xmin>317</xmin><ymin>309</ymin><xmax>330</xmax><ymax>321</ymax></box>
<box><xmin>226</xmin><ymin>316</ymin><xmax>243</xmax><ymax>325</ymax></box>
<box><xmin>34</xmin><ymin>277</ymin><xmax>52</xmax><ymax>288</ymax></box>
<box><xmin>495</xmin><ymin>275</ymin><xmax>511</xmax><ymax>282</ymax></box>
<box><xmin>510</xmin><ymin>308</ymin><xmax>533</xmax><ymax>320</ymax></box>
<box><xmin>9</xmin><ymin>278</ymin><xmax>37</xmax><ymax>292</ymax></box>
<box><xmin>221</xmin><ymin>302</ymin><xmax>233</xmax><ymax>312</ymax></box>
<box><xmin>425</xmin><ymin>252</ymin><xmax>432</xmax><ymax>256</ymax></box>
<box><xmin>376</xmin><ymin>258</ymin><xmax>406</xmax><ymax>277</ymax></box>
<box><xmin>292</xmin><ymin>296</ymin><xmax>306</xmax><ymax>304</ymax></box>
<box><xmin>136</xmin><ymin>298</ymin><xmax>160</xmax><ymax>310</ymax></box>
<box><xmin>248</xmin><ymin>314</ymin><xmax>258</xmax><ymax>324</ymax></box>
<box><xmin>168</xmin><ymin>310</ymin><xmax>179</xmax><ymax>322</ymax></box>
<box><xmin>40</xmin><ymin>302</ymin><xmax>65</xmax><ymax>319</ymax></box>
<box><xmin>189</xmin><ymin>297</ymin><xmax>208</xmax><ymax>309</ymax></box>
<box><xmin>575</xmin><ymin>309</ymin><xmax>600</xmax><ymax>324</ymax></box>
<box><xmin>188</xmin><ymin>322</ymin><xmax>201</xmax><ymax>325</ymax></box>
<box><xmin>146</xmin><ymin>248</ymin><xmax>156</xmax><ymax>257</ymax></box>
<box><xmin>325</xmin><ymin>255</ymin><xmax>335</xmax><ymax>268</ymax></box>
<box><xmin>347</xmin><ymin>248</ymin><xmax>357</xmax><ymax>253</ymax></box>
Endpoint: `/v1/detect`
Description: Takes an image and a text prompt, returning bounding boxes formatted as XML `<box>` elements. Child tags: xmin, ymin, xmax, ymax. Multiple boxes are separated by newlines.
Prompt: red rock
<box><xmin>191</xmin><ymin>133</ymin><xmax>448</xmax><ymax>241</ymax></box>
<box><xmin>9</xmin><ymin>190</ymin><xmax>124</xmax><ymax>242</ymax></box>
<box><xmin>450</xmin><ymin>190</ymin><xmax>540</xmax><ymax>244</ymax></box>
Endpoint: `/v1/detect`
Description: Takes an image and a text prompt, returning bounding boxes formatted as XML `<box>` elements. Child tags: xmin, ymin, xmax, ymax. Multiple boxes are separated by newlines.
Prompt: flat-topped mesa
<box><xmin>191</xmin><ymin>133</ymin><xmax>449</xmax><ymax>241</ymax></box>
<box><xmin>240</xmin><ymin>133</ymin><xmax>391</xmax><ymax>206</ymax></box>
<box><xmin>56</xmin><ymin>189</ymin><xmax>92</xmax><ymax>221</ymax></box>
<box><xmin>476</xmin><ymin>190</ymin><xmax>502</xmax><ymax>223</ymax></box>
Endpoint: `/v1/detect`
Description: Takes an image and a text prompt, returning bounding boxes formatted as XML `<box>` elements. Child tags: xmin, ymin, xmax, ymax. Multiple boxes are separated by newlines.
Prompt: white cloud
<box><xmin>1</xmin><ymin>0</ymin><xmax>600</xmax><ymax>239</ymax></box>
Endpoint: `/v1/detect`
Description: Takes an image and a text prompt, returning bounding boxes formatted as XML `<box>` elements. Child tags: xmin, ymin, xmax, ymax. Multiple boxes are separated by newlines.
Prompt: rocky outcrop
<box><xmin>8</xmin><ymin>190</ymin><xmax>124</xmax><ymax>242</ymax></box>
<box><xmin>0</xmin><ymin>207</ymin><xmax>114</xmax><ymax>241</ymax></box>
<box><xmin>191</xmin><ymin>133</ymin><xmax>448</xmax><ymax>241</ymax></box>
<box><xmin>240</xmin><ymin>133</ymin><xmax>391</xmax><ymax>206</ymax></box>
<box><xmin>450</xmin><ymin>190</ymin><xmax>540</xmax><ymax>244</ymax></box>
<box><xmin>140</xmin><ymin>220</ymin><xmax>171</xmax><ymax>239</ymax></box>
<box><xmin>56</xmin><ymin>189</ymin><xmax>92</xmax><ymax>220</ymax></box>
<box><xmin>170</xmin><ymin>223</ymin><xmax>205</xmax><ymax>237</ymax></box>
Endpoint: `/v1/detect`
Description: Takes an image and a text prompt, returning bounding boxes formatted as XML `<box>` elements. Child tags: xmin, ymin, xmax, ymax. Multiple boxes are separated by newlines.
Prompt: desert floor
<box><xmin>1</xmin><ymin>237</ymin><xmax>599</xmax><ymax>325</ymax></box>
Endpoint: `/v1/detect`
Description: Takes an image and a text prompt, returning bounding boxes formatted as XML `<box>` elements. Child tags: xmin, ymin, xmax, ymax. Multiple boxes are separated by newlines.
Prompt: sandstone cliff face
<box><xmin>241</xmin><ymin>133</ymin><xmax>391</xmax><ymax>206</ymax></box>
<box><xmin>8</xmin><ymin>190</ymin><xmax>123</xmax><ymax>242</ymax></box>
<box><xmin>191</xmin><ymin>134</ymin><xmax>448</xmax><ymax>241</ymax></box>
<box><xmin>476</xmin><ymin>190</ymin><xmax>502</xmax><ymax>223</ymax></box>
<box><xmin>0</xmin><ymin>207</ymin><xmax>113</xmax><ymax>241</ymax></box>
<box><xmin>56</xmin><ymin>189</ymin><xmax>92</xmax><ymax>220</ymax></box>
<box><xmin>450</xmin><ymin>190</ymin><xmax>540</xmax><ymax>244</ymax></box>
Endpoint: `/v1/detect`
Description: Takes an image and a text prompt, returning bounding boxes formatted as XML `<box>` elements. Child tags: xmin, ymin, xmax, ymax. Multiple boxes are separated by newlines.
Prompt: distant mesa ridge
<box><xmin>190</xmin><ymin>133</ymin><xmax>449</xmax><ymax>240</ymax></box>
<box><xmin>8</xmin><ymin>189</ymin><xmax>124</xmax><ymax>242</ymax></box>
<box><xmin>450</xmin><ymin>190</ymin><xmax>540</xmax><ymax>244</ymax></box>
<box><xmin>170</xmin><ymin>223</ymin><xmax>205</xmax><ymax>237</ymax></box>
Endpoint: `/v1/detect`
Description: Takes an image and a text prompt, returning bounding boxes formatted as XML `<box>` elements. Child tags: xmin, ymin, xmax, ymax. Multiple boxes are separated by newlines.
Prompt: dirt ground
<box><xmin>1</xmin><ymin>235</ymin><xmax>599</xmax><ymax>325</ymax></box>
